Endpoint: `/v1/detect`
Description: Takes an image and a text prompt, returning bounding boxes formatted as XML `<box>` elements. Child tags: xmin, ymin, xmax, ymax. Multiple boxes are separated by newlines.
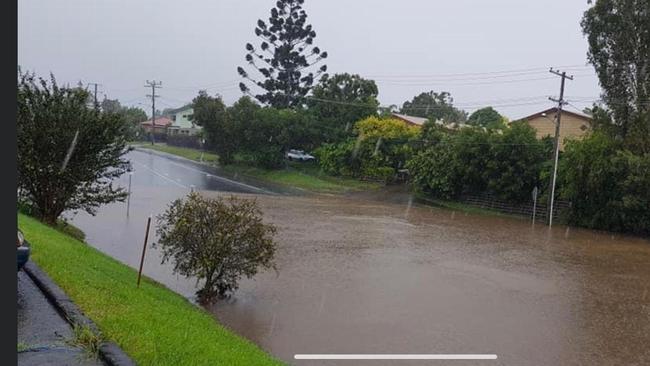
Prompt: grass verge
<box><xmin>132</xmin><ymin>143</ymin><xmax>219</xmax><ymax>164</ymax></box>
<box><xmin>414</xmin><ymin>194</ymin><xmax>526</xmax><ymax>219</ymax></box>
<box><xmin>135</xmin><ymin>143</ymin><xmax>380</xmax><ymax>193</ymax></box>
<box><xmin>18</xmin><ymin>213</ymin><xmax>283</xmax><ymax>366</ymax></box>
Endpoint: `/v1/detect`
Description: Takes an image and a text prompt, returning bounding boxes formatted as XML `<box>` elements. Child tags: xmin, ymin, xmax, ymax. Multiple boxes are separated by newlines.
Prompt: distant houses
<box><xmin>166</xmin><ymin>105</ymin><xmax>202</xmax><ymax>136</ymax></box>
<box><xmin>138</xmin><ymin>104</ymin><xmax>202</xmax><ymax>142</ymax></box>
<box><xmin>516</xmin><ymin>107</ymin><xmax>592</xmax><ymax>149</ymax></box>
<box><xmin>140</xmin><ymin>116</ymin><xmax>173</xmax><ymax>135</ymax></box>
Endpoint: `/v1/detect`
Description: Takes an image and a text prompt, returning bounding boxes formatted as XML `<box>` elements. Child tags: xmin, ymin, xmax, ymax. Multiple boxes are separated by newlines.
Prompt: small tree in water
<box><xmin>155</xmin><ymin>193</ymin><xmax>277</xmax><ymax>302</ymax></box>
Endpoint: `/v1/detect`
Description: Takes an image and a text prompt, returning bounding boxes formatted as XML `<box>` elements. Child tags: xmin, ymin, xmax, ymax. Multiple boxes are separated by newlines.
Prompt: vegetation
<box><xmin>133</xmin><ymin>143</ymin><xmax>219</xmax><ymax>164</ymax></box>
<box><xmin>238</xmin><ymin>0</ymin><xmax>328</xmax><ymax>108</ymax></box>
<box><xmin>17</xmin><ymin>71</ymin><xmax>130</xmax><ymax>225</ymax></box>
<box><xmin>101</xmin><ymin>98</ymin><xmax>148</xmax><ymax>140</ymax></box>
<box><xmin>68</xmin><ymin>324</ymin><xmax>104</xmax><ymax>359</ymax></box>
<box><xmin>581</xmin><ymin>0</ymin><xmax>650</xmax><ymax>152</ymax></box>
<box><xmin>559</xmin><ymin>132</ymin><xmax>650</xmax><ymax>235</ymax></box>
<box><xmin>155</xmin><ymin>193</ymin><xmax>277</xmax><ymax>302</ymax></box>
<box><xmin>408</xmin><ymin>123</ymin><xmax>552</xmax><ymax>202</ymax></box>
<box><xmin>400</xmin><ymin>91</ymin><xmax>467</xmax><ymax>123</ymax></box>
<box><xmin>307</xmin><ymin>73</ymin><xmax>380</xmax><ymax>141</ymax></box>
<box><xmin>18</xmin><ymin>213</ymin><xmax>282</xmax><ymax>366</ymax></box>
<box><xmin>467</xmin><ymin>107</ymin><xmax>507</xmax><ymax>130</ymax></box>
<box><xmin>315</xmin><ymin>116</ymin><xmax>419</xmax><ymax>182</ymax></box>
<box><xmin>548</xmin><ymin>0</ymin><xmax>650</xmax><ymax>235</ymax></box>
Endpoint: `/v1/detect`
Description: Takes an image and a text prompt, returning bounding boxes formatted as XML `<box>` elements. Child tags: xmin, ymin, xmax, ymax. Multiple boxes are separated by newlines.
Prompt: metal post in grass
<box><xmin>137</xmin><ymin>216</ymin><xmax>152</xmax><ymax>287</ymax></box>
<box><xmin>126</xmin><ymin>172</ymin><xmax>133</xmax><ymax>217</ymax></box>
<box><xmin>531</xmin><ymin>186</ymin><xmax>538</xmax><ymax>224</ymax></box>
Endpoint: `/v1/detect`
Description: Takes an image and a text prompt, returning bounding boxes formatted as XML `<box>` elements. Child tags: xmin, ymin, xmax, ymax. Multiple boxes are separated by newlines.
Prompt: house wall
<box><xmin>526</xmin><ymin>113</ymin><xmax>590</xmax><ymax>149</ymax></box>
<box><xmin>172</xmin><ymin>107</ymin><xmax>196</xmax><ymax>129</ymax></box>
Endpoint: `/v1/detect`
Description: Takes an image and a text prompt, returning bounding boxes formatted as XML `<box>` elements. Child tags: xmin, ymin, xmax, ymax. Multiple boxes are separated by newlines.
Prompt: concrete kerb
<box><xmin>23</xmin><ymin>262</ymin><xmax>136</xmax><ymax>366</ymax></box>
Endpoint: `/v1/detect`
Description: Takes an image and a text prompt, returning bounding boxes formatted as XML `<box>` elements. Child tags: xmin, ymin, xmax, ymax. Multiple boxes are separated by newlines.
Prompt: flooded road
<box><xmin>70</xmin><ymin>151</ymin><xmax>650</xmax><ymax>365</ymax></box>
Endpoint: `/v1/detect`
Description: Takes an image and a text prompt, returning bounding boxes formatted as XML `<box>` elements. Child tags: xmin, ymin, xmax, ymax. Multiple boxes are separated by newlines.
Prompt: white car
<box><xmin>286</xmin><ymin>149</ymin><xmax>315</xmax><ymax>162</ymax></box>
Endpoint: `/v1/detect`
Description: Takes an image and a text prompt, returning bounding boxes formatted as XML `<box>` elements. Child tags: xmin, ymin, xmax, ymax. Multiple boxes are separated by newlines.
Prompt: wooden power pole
<box><xmin>547</xmin><ymin>68</ymin><xmax>573</xmax><ymax>227</ymax></box>
<box><xmin>145</xmin><ymin>80</ymin><xmax>162</xmax><ymax>145</ymax></box>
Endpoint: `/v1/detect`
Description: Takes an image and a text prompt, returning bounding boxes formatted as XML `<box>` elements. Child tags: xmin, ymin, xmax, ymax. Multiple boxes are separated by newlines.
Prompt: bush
<box><xmin>17</xmin><ymin>71</ymin><xmax>130</xmax><ymax>224</ymax></box>
<box><xmin>408</xmin><ymin>123</ymin><xmax>551</xmax><ymax>202</ymax></box>
<box><xmin>314</xmin><ymin>116</ymin><xmax>418</xmax><ymax>182</ymax></box>
<box><xmin>559</xmin><ymin>132</ymin><xmax>650</xmax><ymax>235</ymax></box>
<box><xmin>154</xmin><ymin>193</ymin><xmax>277</xmax><ymax>302</ymax></box>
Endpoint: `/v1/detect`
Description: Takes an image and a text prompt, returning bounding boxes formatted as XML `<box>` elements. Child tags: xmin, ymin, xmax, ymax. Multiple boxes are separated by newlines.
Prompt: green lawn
<box><xmin>221</xmin><ymin>162</ymin><xmax>380</xmax><ymax>193</ymax></box>
<box><xmin>132</xmin><ymin>143</ymin><xmax>219</xmax><ymax>164</ymax></box>
<box><xmin>18</xmin><ymin>213</ymin><xmax>283</xmax><ymax>366</ymax></box>
<box><xmin>135</xmin><ymin>143</ymin><xmax>380</xmax><ymax>193</ymax></box>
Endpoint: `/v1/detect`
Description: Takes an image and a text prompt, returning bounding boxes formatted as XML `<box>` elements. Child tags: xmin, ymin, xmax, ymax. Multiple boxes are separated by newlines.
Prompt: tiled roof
<box><xmin>140</xmin><ymin>116</ymin><xmax>173</xmax><ymax>127</ymax></box>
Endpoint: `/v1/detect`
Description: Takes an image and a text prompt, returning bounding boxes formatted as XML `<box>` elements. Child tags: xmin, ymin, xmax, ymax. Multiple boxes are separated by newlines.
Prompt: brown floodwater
<box><xmin>69</xmin><ymin>157</ymin><xmax>650</xmax><ymax>366</ymax></box>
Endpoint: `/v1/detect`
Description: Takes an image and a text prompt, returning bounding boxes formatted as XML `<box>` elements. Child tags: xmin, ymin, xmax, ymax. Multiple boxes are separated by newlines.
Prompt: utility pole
<box><xmin>145</xmin><ymin>80</ymin><xmax>162</xmax><ymax>145</ymax></box>
<box><xmin>546</xmin><ymin>68</ymin><xmax>573</xmax><ymax>227</ymax></box>
<box><xmin>87</xmin><ymin>82</ymin><xmax>101</xmax><ymax>105</ymax></box>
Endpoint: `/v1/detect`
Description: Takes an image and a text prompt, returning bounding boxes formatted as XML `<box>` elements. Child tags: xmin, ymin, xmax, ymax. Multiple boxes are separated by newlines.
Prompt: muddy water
<box><xmin>194</xmin><ymin>193</ymin><xmax>650</xmax><ymax>366</ymax></box>
<box><xmin>70</xmin><ymin>171</ymin><xmax>650</xmax><ymax>365</ymax></box>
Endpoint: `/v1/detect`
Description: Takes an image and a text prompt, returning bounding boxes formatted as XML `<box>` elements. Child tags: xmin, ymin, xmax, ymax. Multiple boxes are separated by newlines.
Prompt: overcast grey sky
<box><xmin>18</xmin><ymin>0</ymin><xmax>601</xmax><ymax>119</ymax></box>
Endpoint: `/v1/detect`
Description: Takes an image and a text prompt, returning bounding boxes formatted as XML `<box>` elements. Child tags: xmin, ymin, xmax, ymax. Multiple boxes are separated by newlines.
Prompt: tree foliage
<box><xmin>581</xmin><ymin>0</ymin><xmax>650</xmax><ymax>152</ymax></box>
<box><xmin>408</xmin><ymin>124</ymin><xmax>551</xmax><ymax>202</ymax></box>
<box><xmin>307</xmin><ymin>73</ymin><xmax>379</xmax><ymax>140</ymax></box>
<box><xmin>559</xmin><ymin>132</ymin><xmax>650</xmax><ymax>235</ymax></box>
<box><xmin>467</xmin><ymin>106</ymin><xmax>507</xmax><ymax>130</ymax></box>
<box><xmin>315</xmin><ymin>117</ymin><xmax>419</xmax><ymax>181</ymax></box>
<box><xmin>400</xmin><ymin>91</ymin><xmax>467</xmax><ymax>123</ymax></box>
<box><xmin>191</xmin><ymin>91</ymin><xmax>235</xmax><ymax>164</ymax></box>
<box><xmin>155</xmin><ymin>193</ymin><xmax>277</xmax><ymax>302</ymax></box>
<box><xmin>238</xmin><ymin>0</ymin><xmax>328</xmax><ymax>108</ymax></box>
<box><xmin>17</xmin><ymin>71</ymin><xmax>130</xmax><ymax>224</ymax></box>
<box><xmin>100</xmin><ymin>98</ymin><xmax>148</xmax><ymax>140</ymax></box>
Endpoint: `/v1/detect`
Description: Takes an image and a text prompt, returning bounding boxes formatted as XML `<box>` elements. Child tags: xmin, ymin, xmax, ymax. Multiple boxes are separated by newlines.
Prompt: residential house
<box><xmin>517</xmin><ymin>107</ymin><xmax>592</xmax><ymax>149</ymax></box>
<box><xmin>391</xmin><ymin>112</ymin><xmax>467</xmax><ymax>130</ymax></box>
<box><xmin>166</xmin><ymin>105</ymin><xmax>202</xmax><ymax>136</ymax></box>
<box><xmin>140</xmin><ymin>116</ymin><xmax>173</xmax><ymax>134</ymax></box>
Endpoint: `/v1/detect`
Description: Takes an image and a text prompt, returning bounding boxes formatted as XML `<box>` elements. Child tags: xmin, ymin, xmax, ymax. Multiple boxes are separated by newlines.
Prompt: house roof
<box><xmin>164</xmin><ymin>104</ymin><xmax>193</xmax><ymax>116</ymax></box>
<box><xmin>391</xmin><ymin>113</ymin><xmax>428</xmax><ymax>126</ymax></box>
<box><xmin>517</xmin><ymin>107</ymin><xmax>592</xmax><ymax>123</ymax></box>
<box><xmin>140</xmin><ymin>116</ymin><xmax>173</xmax><ymax>127</ymax></box>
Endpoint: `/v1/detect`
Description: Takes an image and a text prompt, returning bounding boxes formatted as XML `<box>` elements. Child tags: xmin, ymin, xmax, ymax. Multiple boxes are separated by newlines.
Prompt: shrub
<box><xmin>559</xmin><ymin>132</ymin><xmax>650</xmax><ymax>235</ymax></box>
<box><xmin>155</xmin><ymin>193</ymin><xmax>277</xmax><ymax>302</ymax></box>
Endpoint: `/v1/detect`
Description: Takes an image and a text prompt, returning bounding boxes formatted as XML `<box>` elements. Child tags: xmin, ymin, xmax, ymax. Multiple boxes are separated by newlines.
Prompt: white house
<box><xmin>167</xmin><ymin>105</ymin><xmax>202</xmax><ymax>136</ymax></box>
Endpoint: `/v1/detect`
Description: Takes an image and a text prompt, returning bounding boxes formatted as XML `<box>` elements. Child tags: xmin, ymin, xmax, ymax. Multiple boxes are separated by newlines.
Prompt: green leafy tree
<box><xmin>400</xmin><ymin>91</ymin><xmax>467</xmax><ymax>123</ymax></box>
<box><xmin>467</xmin><ymin>106</ymin><xmax>506</xmax><ymax>130</ymax></box>
<box><xmin>559</xmin><ymin>132</ymin><xmax>650</xmax><ymax>235</ymax></box>
<box><xmin>238</xmin><ymin>0</ymin><xmax>328</xmax><ymax>108</ymax></box>
<box><xmin>581</xmin><ymin>0</ymin><xmax>650</xmax><ymax>152</ymax></box>
<box><xmin>315</xmin><ymin>117</ymin><xmax>419</xmax><ymax>181</ymax></box>
<box><xmin>191</xmin><ymin>91</ymin><xmax>235</xmax><ymax>164</ymax></box>
<box><xmin>408</xmin><ymin>124</ymin><xmax>551</xmax><ymax>202</ymax></box>
<box><xmin>17</xmin><ymin>71</ymin><xmax>130</xmax><ymax>224</ymax></box>
<box><xmin>307</xmin><ymin>73</ymin><xmax>379</xmax><ymax>139</ymax></box>
<box><xmin>101</xmin><ymin>98</ymin><xmax>148</xmax><ymax>140</ymax></box>
<box><xmin>155</xmin><ymin>193</ymin><xmax>277</xmax><ymax>302</ymax></box>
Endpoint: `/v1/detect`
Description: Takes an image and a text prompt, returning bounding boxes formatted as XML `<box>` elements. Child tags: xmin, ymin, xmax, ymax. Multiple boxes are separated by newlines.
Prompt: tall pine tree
<box><xmin>238</xmin><ymin>0</ymin><xmax>328</xmax><ymax>108</ymax></box>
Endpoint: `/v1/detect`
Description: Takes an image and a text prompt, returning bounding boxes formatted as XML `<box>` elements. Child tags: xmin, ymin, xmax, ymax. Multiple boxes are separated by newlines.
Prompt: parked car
<box><xmin>286</xmin><ymin>149</ymin><xmax>315</xmax><ymax>162</ymax></box>
<box><xmin>17</xmin><ymin>230</ymin><xmax>30</xmax><ymax>271</ymax></box>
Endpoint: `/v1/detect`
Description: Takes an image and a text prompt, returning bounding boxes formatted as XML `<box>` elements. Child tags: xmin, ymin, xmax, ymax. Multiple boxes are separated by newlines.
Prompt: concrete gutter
<box><xmin>23</xmin><ymin>262</ymin><xmax>136</xmax><ymax>366</ymax></box>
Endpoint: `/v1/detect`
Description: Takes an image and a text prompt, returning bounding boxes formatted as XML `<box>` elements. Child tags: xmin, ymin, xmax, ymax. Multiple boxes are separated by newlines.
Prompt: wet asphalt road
<box><xmin>17</xmin><ymin>271</ymin><xmax>104</xmax><ymax>366</ymax></box>
<box><xmin>69</xmin><ymin>149</ymin><xmax>650</xmax><ymax>366</ymax></box>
